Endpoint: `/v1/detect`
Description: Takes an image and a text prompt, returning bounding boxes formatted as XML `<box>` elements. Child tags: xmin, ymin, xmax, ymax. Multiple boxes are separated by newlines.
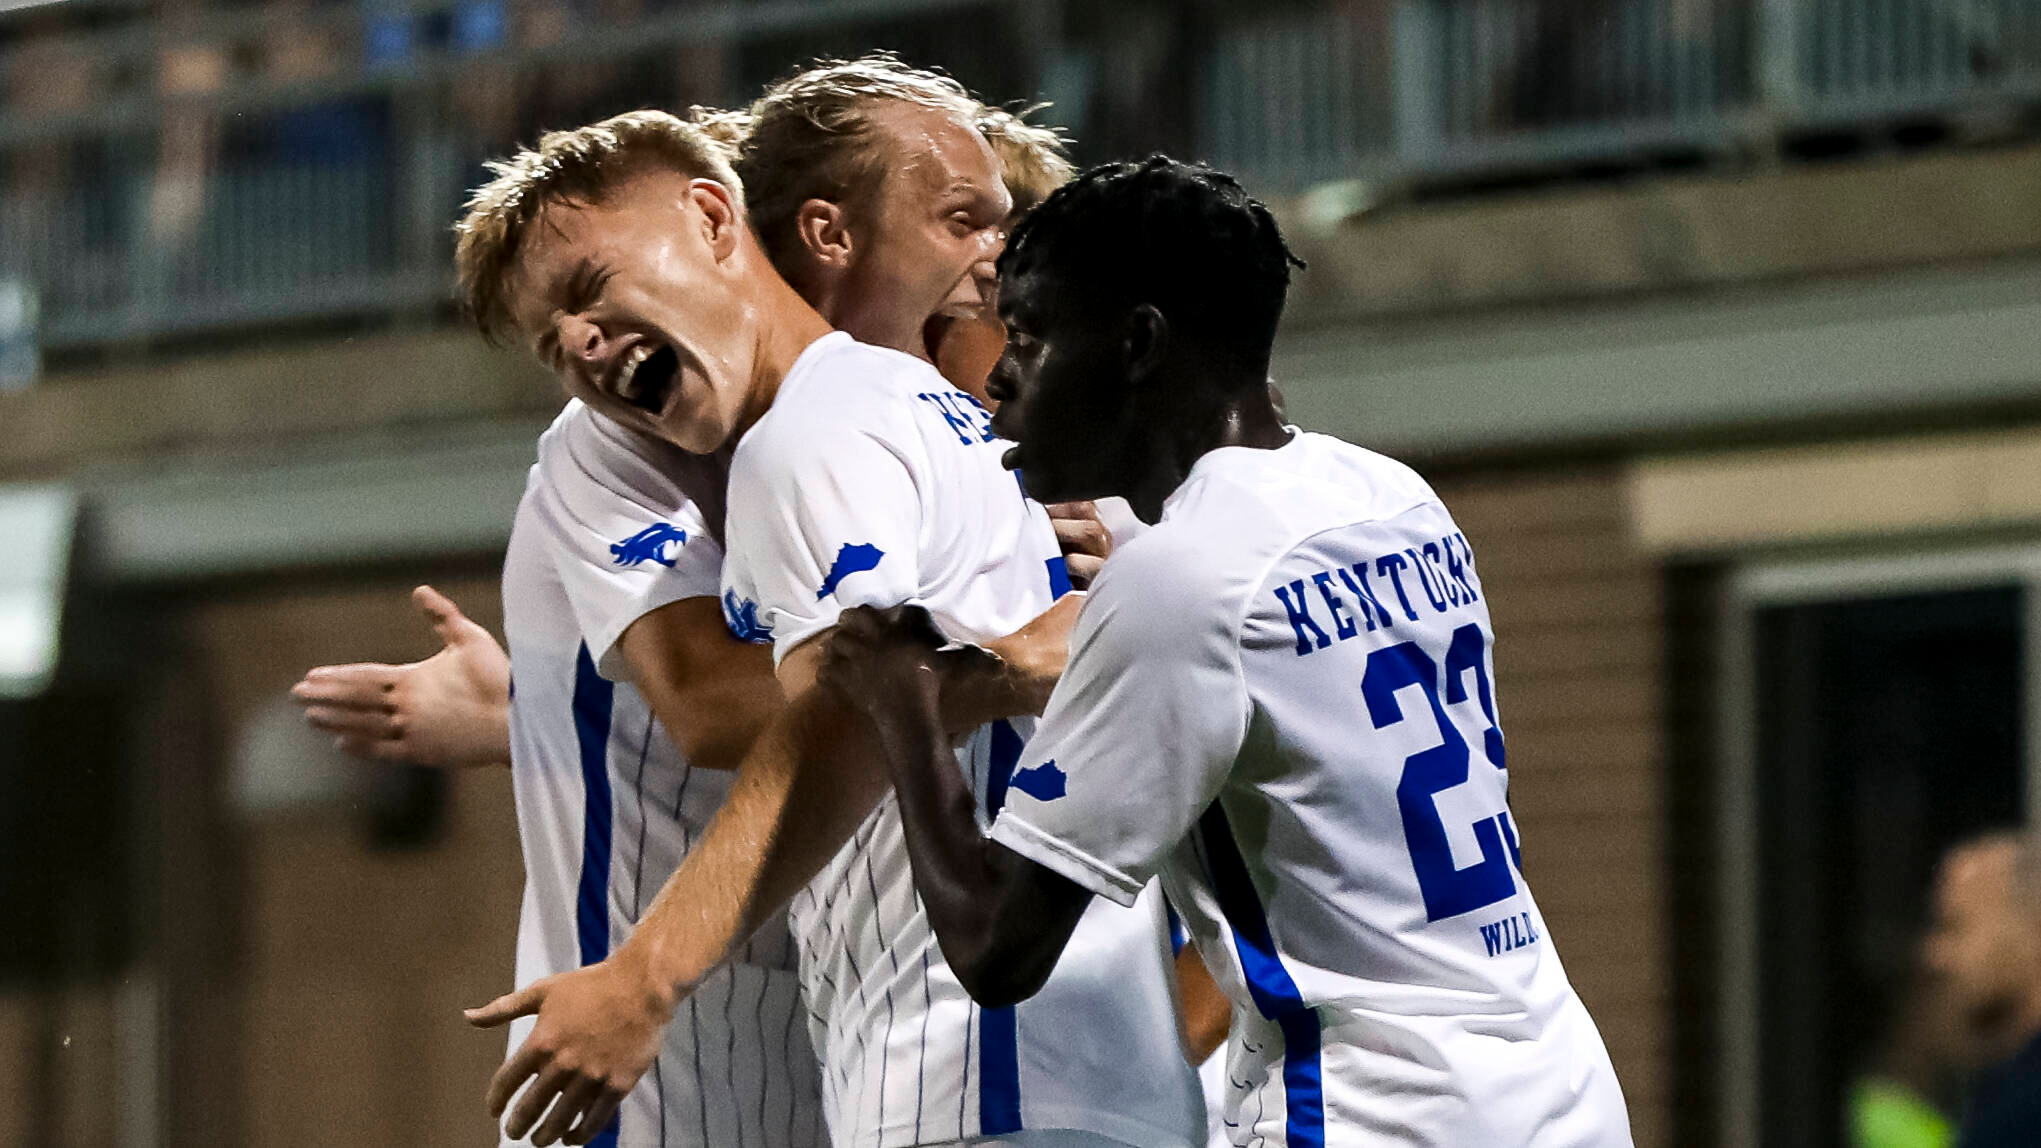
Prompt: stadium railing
<box><xmin>1205</xmin><ymin>0</ymin><xmax>2041</xmax><ymax>194</ymax></box>
<box><xmin>2</xmin><ymin>0</ymin><xmax>2039</xmax><ymax>354</ymax></box>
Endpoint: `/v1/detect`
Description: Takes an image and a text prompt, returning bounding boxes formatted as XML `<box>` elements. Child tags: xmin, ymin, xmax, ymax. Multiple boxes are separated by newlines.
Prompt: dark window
<box><xmin>1754</xmin><ymin>586</ymin><xmax>2025</xmax><ymax>1147</ymax></box>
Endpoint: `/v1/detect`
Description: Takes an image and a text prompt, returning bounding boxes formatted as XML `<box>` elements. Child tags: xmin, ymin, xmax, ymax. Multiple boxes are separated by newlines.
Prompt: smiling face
<box><xmin>985</xmin><ymin>263</ymin><xmax>1144</xmax><ymax>504</ymax></box>
<box><xmin>830</xmin><ymin>102</ymin><xmax>1010</xmax><ymax>361</ymax></box>
<box><xmin>507</xmin><ymin>171</ymin><xmax>760</xmax><ymax>454</ymax></box>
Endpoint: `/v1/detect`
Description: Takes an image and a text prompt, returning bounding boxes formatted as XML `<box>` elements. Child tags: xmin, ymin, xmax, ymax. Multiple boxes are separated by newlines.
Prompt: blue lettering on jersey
<box><xmin>1374</xmin><ymin>552</ymin><xmax>1422</xmax><ymax>621</ymax></box>
<box><xmin>1277</xmin><ymin>532</ymin><xmax>1483</xmax><ymax>656</ymax></box>
<box><xmin>1477</xmin><ymin>911</ymin><xmax>1541</xmax><ymax>957</ymax></box>
<box><xmin>609</xmin><ymin>523</ymin><xmax>688</xmax><ymax>568</ymax></box>
<box><xmin>917</xmin><ymin>390</ymin><xmax>998</xmax><ymax>446</ymax></box>
<box><xmin>1009</xmin><ymin>760</ymin><xmax>1067</xmax><ymax>803</ymax></box>
<box><xmin>817</xmin><ymin>542</ymin><xmax>886</xmax><ymax>600</ymax></box>
<box><xmin>722</xmin><ymin>590</ymin><xmax>772</xmax><ymax>643</ymax></box>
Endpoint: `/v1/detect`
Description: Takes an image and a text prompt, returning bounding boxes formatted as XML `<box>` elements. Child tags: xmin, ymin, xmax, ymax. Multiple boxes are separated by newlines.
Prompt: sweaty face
<box><xmin>509</xmin><ymin>172</ymin><xmax>757</xmax><ymax>454</ymax></box>
<box><xmin>835</xmin><ymin>102</ymin><xmax>1010</xmax><ymax>361</ymax></box>
<box><xmin>1923</xmin><ymin>845</ymin><xmax>2038</xmax><ymax>1050</ymax></box>
<box><xmin>985</xmin><ymin>264</ymin><xmax>1137</xmax><ymax>503</ymax></box>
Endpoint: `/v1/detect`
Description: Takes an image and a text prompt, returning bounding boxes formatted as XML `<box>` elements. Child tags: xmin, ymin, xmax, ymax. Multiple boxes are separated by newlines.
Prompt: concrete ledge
<box><xmin>0</xmin><ymin>328</ymin><xmax>556</xmax><ymax>477</ymax></box>
<box><xmin>1629</xmin><ymin>426</ymin><xmax>2041</xmax><ymax>554</ymax></box>
<box><xmin>1282</xmin><ymin>142</ymin><xmax>2041</xmax><ymax>324</ymax></box>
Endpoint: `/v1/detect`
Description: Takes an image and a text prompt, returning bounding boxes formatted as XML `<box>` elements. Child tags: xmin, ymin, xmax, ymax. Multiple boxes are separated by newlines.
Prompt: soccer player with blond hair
<box><xmin>296</xmin><ymin>58</ymin><xmax>1200</xmax><ymax>1148</ymax></box>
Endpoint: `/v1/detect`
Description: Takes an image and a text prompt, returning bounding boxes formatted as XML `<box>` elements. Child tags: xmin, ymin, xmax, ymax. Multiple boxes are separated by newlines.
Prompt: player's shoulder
<box><xmin>529</xmin><ymin>399</ymin><xmax>728</xmax><ymax>553</ymax></box>
<box><xmin>1109</xmin><ymin>433</ymin><xmax>1444</xmax><ymax>603</ymax></box>
<box><xmin>731</xmin><ymin>332</ymin><xmax>942</xmax><ymax>478</ymax></box>
<box><xmin>751</xmin><ymin>333</ymin><xmax>937</xmax><ymax>434</ymax></box>
<box><xmin>537</xmin><ymin>399</ymin><xmax>700</xmax><ymax>488</ymax></box>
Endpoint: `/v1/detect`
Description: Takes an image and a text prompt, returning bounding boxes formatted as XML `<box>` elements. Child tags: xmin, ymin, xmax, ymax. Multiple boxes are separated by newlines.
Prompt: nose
<box><xmin>984</xmin><ymin>347</ymin><xmax>1016</xmax><ymax>405</ymax></box>
<box><xmin>557</xmin><ymin>313</ymin><xmax>612</xmax><ymax>371</ymax></box>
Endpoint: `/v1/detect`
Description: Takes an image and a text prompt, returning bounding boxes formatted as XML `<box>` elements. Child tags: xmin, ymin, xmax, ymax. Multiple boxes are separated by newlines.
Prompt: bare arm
<box><xmin>945</xmin><ymin>591</ymin><xmax>1082</xmax><ymax>726</ymax></box>
<box><xmin>1176</xmin><ymin>945</ymin><xmax>1231</xmax><ymax>1063</ymax></box>
<box><xmin>463</xmin><ymin>633</ymin><xmax>889</xmax><ymax>1145</ymax></box>
<box><xmin>460</xmin><ymin>587</ymin><xmax>1078</xmax><ymax>1146</ymax></box>
<box><xmin>622</xmin><ymin>633</ymin><xmax>891</xmax><ymax>993</ymax></box>
<box><xmin>614</xmin><ymin>596</ymin><xmax>785</xmax><ymax>771</ymax></box>
<box><xmin>822</xmin><ymin>605</ymin><xmax>1091</xmax><ymax>1007</ymax></box>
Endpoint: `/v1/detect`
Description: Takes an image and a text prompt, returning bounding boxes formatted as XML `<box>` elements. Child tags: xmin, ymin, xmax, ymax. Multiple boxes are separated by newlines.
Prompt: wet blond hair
<box><xmin>735</xmin><ymin>54</ymin><xmax>986</xmax><ymax>278</ymax></box>
<box><xmin>977</xmin><ymin>105</ymin><xmax>1074</xmax><ymax>217</ymax></box>
<box><xmin>453</xmin><ymin>109</ymin><xmax>742</xmax><ymax>345</ymax></box>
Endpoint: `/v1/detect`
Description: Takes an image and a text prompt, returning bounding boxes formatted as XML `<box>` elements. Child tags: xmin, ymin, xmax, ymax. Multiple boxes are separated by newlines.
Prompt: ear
<box><xmin>690</xmin><ymin>178</ymin><xmax>742</xmax><ymax>261</ymax></box>
<box><xmin>795</xmin><ymin>198</ymin><xmax>854</xmax><ymax>270</ymax></box>
<box><xmin>1123</xmin><ymin>304</ymin><xmax>1169</xmax><ymax>388</ymax></box>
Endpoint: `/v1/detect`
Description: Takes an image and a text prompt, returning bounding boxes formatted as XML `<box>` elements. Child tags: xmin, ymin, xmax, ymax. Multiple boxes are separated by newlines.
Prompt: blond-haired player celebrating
<box><xmin>434</xmin><ymin>61</ymin><xmax>1200</xmax><ymax>1148</ymax></box>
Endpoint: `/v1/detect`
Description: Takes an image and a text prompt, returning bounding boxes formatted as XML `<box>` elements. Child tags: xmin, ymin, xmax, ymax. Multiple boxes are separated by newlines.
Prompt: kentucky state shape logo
<box><xmin>722</xmin><ymin>590</ymin><xmax>771</xmax><ymax>644</ymax></box>
<box><xmin>610</xmin><ymin>523</ymin><xmax>689</xmax><ymax>568</ymax></box>
<box><xmin>1009</xmin><ymin>760</ymin><xmax>1067</xmax><ymax>802</ymax></box>
<box><xmin>817</xmin><ymin>542</ymin><xmax>885</xmax><ymax>599</ymax></box>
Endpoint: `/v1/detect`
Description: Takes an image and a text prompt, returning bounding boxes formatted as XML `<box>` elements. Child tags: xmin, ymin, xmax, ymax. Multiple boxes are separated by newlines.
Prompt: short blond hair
<box><xmin>736</xmin><ymin>54</ymin><xmax>982</xmax><ymax>278</ymax></box>
<box><xmin>454</xmin><ymin>109</ymin><xmax>742</xmax><ymax>344</ymax></box>
<box><xmin>977</xmin><ymin>106</ymin><xmax>1073</xmax><ymax>217</ymax></box>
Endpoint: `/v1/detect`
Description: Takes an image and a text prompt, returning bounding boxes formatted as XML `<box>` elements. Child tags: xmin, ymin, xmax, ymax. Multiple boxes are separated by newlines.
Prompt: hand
<box><xmin>465</xmin><ymin>952</ymin><xmax>676</xmax><ymax>1146</ymax></box>
<box><xmin>1045</xmin><ymin>501</ymin><xmax>1111</xmax><ymax>589</ymax></box>
<box><xmin>289</xmin><ymin>585</ymin><xmax>512</xmax><ymax>767</ymax></box>
<box><xmin>822</xmin><ymin>605</ymin><xmax>954</xmax><ymax>714</ymax></box>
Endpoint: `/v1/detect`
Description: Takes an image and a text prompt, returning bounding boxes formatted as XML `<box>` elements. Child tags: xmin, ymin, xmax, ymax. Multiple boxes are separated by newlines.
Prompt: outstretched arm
<box><xmin>461</xmin><ymin>632</ymin><xmax>890</xmax><ymax>1145</ymax></box>
<box><xmin>823</xmin><ymin>605</ymin><xmax>1093</xmax><ymax>1007</ymax></box>
<box><xmin>290</xmin><ymin>586</ymin><xmax>512</xmax><ymax>767</ymax></box>
<box><xmin>459</xmin><ymin>585</ymin><xmax>1083</xmax><ymax>1145</ymax></box>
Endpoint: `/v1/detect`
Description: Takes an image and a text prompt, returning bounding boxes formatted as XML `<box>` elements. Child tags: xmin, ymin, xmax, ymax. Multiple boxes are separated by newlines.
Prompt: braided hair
<box><xmin>999</xmin><ymin>156</ymin><xmax>1304</xmax><ymax>381</ymax></box>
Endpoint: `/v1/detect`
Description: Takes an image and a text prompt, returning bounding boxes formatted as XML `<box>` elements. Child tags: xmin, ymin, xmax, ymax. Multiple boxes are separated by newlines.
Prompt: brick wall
<box><xmin>1433</xmin><ymin>463</ymin><xmax>1669</xmax><ymax>1147</ymax></box>
<box><xmin>185</xmin><ymin>571</ymin><xmax>522</xmax><ymax>1148</ymax></box>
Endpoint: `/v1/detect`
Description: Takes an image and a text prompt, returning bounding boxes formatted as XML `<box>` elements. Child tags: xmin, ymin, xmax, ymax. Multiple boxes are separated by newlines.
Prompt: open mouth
<box><xmin>615</xmin><ymin>343</ymin><xmax>680</xmax><ymax>415</ymax></box>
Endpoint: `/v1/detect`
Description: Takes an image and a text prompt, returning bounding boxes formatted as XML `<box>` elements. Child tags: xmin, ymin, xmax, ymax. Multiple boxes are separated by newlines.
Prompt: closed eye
<box><xmin>562</xmin><ymin>261</ymin><xmax>613</xmax><ymax>314</ymax></box>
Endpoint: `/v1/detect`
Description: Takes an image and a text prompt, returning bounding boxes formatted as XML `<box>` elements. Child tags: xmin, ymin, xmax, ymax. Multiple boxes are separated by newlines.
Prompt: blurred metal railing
<box><xmin>5</xmin><ymin>0</ymin><xmax>2041</xmax><ymax>353</ymax></box>
<box><xmin>0</xmin><ymin>0</ymin><xmax>998</xmax><ymax>353</ymax></box>
<box><xmin>1203</xmin><ymin>0</ymin><xmax>2041</xmax><ymax>192</ymax></box>
<box><xmin>1</xmin><ymin>158</ymin><xmax>445</xmax><ymax>347</ymax></box>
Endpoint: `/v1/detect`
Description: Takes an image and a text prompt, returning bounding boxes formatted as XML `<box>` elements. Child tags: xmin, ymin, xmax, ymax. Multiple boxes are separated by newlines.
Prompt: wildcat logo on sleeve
<box><xmin>817</xmin><ymin>542</ymin><xmax>885</xmax><ymax>599</ymax></box>
<box><xmin>1009</xmin><ymin>760</ymin><xmax>1067</xmax><ymax>802</ymax></box>
<box><xmin>610</xmin><ymin>523</ymin><xmax>689</xmax><ymax>568</ymax></box>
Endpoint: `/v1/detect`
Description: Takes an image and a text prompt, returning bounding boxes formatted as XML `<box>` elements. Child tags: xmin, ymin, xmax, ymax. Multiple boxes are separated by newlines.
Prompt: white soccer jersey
<box><xmin>990</xmin><ymin>431</ymin><xmax>1633</xmax><ymax>1148</ymax></box>
<box><xmin>502</xmin><ymin>400</ymin><xmax>823</xmax><ymax>1148</ymax></box>
<box><xmin>721</xmin><ymin>332</ymin><xmax>1202</xmax><ymax>1148</ymax></box>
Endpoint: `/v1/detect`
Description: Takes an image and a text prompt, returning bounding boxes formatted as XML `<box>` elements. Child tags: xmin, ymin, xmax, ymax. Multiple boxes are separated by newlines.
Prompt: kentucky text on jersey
<box><xmin>1273</xmin><ymin>531</ymin><xmax>1481</xmax><ymax>656</ymax></box>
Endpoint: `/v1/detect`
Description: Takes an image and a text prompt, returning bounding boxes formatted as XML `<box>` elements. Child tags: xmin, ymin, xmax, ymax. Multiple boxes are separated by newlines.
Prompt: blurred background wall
<box><xmin>3</xmin><ymin>1</ymin><xmax>2040</xmax><ymax>1145</ymax></box>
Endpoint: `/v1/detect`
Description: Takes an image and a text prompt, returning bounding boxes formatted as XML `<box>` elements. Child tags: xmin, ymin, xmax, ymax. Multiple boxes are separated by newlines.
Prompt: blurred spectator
<box><xmin>1923</xmin><ymin>831</ymin><xmax>2041</xmax><ymax>1148</ymax></box>
<box><xmin>265</xmin><ymin>0</ymin><xmax>386</xmax><ymax>165</ymax></box>
<box><xmin>148</xmin><ymin>5</ymin><xmax>225</xmax><ymax>264</ymax></box>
